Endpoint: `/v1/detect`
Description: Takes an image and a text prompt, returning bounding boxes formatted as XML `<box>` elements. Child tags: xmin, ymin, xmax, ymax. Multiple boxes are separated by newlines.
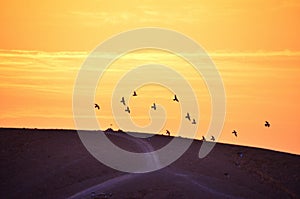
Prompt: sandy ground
<box><xmin>0</xmin><ymin>128</ymin><xmax>299</xmax><ymax>199</ymax></box>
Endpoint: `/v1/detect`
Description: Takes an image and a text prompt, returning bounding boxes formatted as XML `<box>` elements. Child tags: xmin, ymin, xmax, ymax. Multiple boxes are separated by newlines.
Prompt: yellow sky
<box><xmin>0</xmin><ymin>0</ymin><xmax>300</xmax><ymax>154</ymax></box>
<box><xmin>1</xmin><ymin>0</ymin><xmax>300</xmax><ymax>51</ymax></box>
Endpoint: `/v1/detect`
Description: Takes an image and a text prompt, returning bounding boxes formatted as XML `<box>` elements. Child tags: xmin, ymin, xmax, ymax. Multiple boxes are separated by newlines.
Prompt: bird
<box><xmin>173</xmin><ymin>94</ymin><xmax>179</xmax><ymax>102</ymax></box>
<box><xmin>120</xmin><ymin>97</ymin><xmax>126</xmax><ymax>105</ymax></box>
<box><xmin>151</xmin><ymin>103</ymin><xmax>156</xmax><ymax>110</ymax></box>
<box><xmin>211</xmin><ymin>136</ymin><xmax>215</xmax><ymax>142</ymax></box>
<box><xmin>94</xmin><ymin>103</ymin><xmax>100</xmax><ymax>110</ymax></box>
<box><xmin>125</xmin><ymin>106</ymin><xmax>130</xmax><ymax>113</ymax></box>
<box><xmin>185</xmin><ymin>112</ymin><xmax>191</xmax><ymax>121</ymax></box>
<box><xmin>192</xmin><ymin>119</ymin><xmax>196</xmax><ymax>124</ymax></box>
<box><xmin>232</xmin><ymin>130</ymin><xmax>237</xmax><ymax>137</ymax></box>
<box><xmin>133</xmin><ymin>91</ymin><xmax>137</xmax><ymax>96</ymax></box>
<box><xmin>265</xmin><ymin>121</ymin><xmax>270</xmax><ymax>127</ymax></box>
<box><xmin>202</xmin><ymin>136</ymin><xmax>206</xmax><ymax>141</ymax></box>
<box><xmin>166</xmin><ymin>130</ymin><xmax>170</xmax><ymax>136</ymax></box>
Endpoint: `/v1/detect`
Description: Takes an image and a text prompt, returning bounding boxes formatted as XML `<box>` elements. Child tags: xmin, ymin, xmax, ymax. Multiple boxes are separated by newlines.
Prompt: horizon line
<box><xmin>1</xmin><ymin>126</ymin><xmax>299</xmax><ymax>156</ymax></box>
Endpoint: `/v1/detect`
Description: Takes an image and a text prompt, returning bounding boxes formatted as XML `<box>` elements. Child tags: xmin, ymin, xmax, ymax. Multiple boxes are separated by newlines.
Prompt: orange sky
<box><xmin>0</xmin><ymin>0</ymin><xmax>300</xmax><ymax>154</ymax></box>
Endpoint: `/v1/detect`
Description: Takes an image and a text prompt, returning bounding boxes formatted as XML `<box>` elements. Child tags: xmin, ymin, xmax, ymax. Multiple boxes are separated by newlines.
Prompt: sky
<box><xmin>0</xmin><ymin>0</ymin><xmax>300</xmax><ymax>154</ymax></box>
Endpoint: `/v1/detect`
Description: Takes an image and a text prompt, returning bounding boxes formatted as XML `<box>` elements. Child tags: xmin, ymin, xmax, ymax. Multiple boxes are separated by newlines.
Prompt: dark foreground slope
<box><xmin>0</xmin><ymin>128</ymin><xmax>299</xmax><ymax>199</ymax></box>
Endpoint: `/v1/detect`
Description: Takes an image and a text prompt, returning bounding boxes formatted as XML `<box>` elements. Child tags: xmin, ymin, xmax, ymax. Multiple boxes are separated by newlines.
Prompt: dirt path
<box><xmin>67</xmin><ymin>133</ymin><xmax>250</xmax><ymax>199</ymax></box>
<box><xmin>68</xmin><ymin>133</ymin><xmax>160</xmax><ymax>199</ymax></box>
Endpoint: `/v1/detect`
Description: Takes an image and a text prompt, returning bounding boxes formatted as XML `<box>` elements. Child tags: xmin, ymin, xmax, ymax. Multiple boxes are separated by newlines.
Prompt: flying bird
<box><xmin>265</xmin><ymin>121</ymin><xmax>270</xmax><ymax>127</ymax></box>
<box><xmin>211</xmin><ymin>136</ymin><xmax>215</xmax><ymax>142</ymax></box>
<box><xmin>94</xmin><ymin>103</ymin><xmax>100</xmax><ymax>110</ymax></box>
<box><xmin>192</xmin><ymin>119</ymin><xmax>196</xmax><ymax>124</ymax></box>
<box><xmin>166</xmin><ymin>130</ymin><xmax>170</xmax><ymax>136</ymax></box>
<box><xmin>232</xmin><ymin>130</ymin><xmax>238</xmax><ymax>137</ymax></box>
<box><xmin>151</xmin><ymin>103</ymin><xmax>157</xmax><ymax>110</ymax></box>
<box><xmin>173</xmin><ymin>94</ymin><xmax>179</xmax><ymax>102</ymax></box>
<box><xmin>185</xmin><ymin>112</ymin><xmax>191</xmax><ymax>121</ymax></box>
<box><xmin>125</xmin><ymin>106</ymin><xmax>130</xmax><ymax>114</ymax></box>
<box><xmin>133</xmin><ymin>91</ymin><xmax>137</xmax><ymax>96</ymax></box>
<box><xmin>120</xmin><ymin>97</ymin><xmax>126</xmax><ymax>105</ymax></box>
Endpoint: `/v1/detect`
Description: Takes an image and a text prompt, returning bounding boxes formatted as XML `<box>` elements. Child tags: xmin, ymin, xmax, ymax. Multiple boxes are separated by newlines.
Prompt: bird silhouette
<box><xmin>120</xmin><ymin>97</ymin><xmax>126</xmax><ymax>105</ymax></box>
<box><xmin>192</xmin><ymin>119</ymin><xmax>196</xmax><ymax>124</ymax></box>
<box><xmin>185</xmin><ymin>112</ymin><xmax>191</xmax><ymax>121</ymax></box>
<box><xmin>173</xmin><ymin>94</ymin><xmax>179</xmax><ymax>102</ymax></box>
<box><xmin>232</xmin><ymin>130</ymin><xmax>237</xmax><ymax>137</ymax></box>
<box><xmin>166</xmin><ymin>130</ymin><xmax>170</xmax><ymax>136</ymax></box>
<box><xmin>94</xmin><ymin>103</ymin><xmax>100</xmax><ymax>110</ymax></box>
<box><xmin>202</xmin><ymin>136</ymin><xmax>206</xmax><ymax>141</ymax></box>
<box><xmin>133</xmin><ymin>91</ymin><xmax>137</xmax><ymax>96</ymax></box>
<box><xmin>151</xmin><ymin>103</ymin><xmax>156</xmax><ymax>110</ymax></box>
<box><xmin>265</xmin><ymin>121</ymin><xmax>270</xmax><ymax>127</ymax></box>
<box><xmin>211</xmin><ymin>136</ymin><xmax>215</xmax><ymax>142</ymax></box>
<box><xmin>125</xmin><ymin>106</ymin><xmax>130</xmax><ymax>113</ymax></box>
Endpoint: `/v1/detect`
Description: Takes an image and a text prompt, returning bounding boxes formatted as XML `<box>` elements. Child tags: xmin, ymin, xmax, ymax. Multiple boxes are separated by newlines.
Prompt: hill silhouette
<box><xmin>0</xmin><ymin>128</ymin><xmax>299</xmax><ymax>199</ymax></box>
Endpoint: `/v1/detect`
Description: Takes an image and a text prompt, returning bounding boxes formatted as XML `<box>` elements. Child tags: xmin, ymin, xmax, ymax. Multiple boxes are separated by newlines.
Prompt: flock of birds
<box><xmin>201</xmin><ymin>120</ymin><xmax>270</xmax><ymax>142</ymax></box>
<box><xmin>95</xmin><ymin>91</ymin><xmax>179</xmax><ymax>117</ymax></box>
<box><xmin>94</xmin><ymin>91</ymin><xmax>271</xmax><ymax>142</ymax></box>
<box><xmin>119</xmin><ymin>91</ymin><xmax>157</xmax><ymax>114</ymax></box>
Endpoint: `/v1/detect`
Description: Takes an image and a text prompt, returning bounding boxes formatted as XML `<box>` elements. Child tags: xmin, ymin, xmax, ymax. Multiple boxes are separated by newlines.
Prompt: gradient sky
<box><xmin>0</xmin><ymin>0</ymin><xmax>300</xmax><ymax>154</ymax></box>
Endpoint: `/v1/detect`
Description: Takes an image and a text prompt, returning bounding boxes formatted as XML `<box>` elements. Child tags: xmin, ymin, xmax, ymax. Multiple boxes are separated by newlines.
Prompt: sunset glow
<box><xmin>1</xmin><ymin>0</ymin><xmax>300</xmax><ymax>154</ymax></box>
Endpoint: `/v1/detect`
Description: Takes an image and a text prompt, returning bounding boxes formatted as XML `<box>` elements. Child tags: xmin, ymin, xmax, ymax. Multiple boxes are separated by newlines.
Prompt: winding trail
<box><xmin>68</xmin><ymin>132</ymin><xmax>159</xmax><ymax>199</ymax></box>
<box><xmin>68</xmin><ymin>132</ymin><xmax>250</xmax><ymax>199</ymax></box>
